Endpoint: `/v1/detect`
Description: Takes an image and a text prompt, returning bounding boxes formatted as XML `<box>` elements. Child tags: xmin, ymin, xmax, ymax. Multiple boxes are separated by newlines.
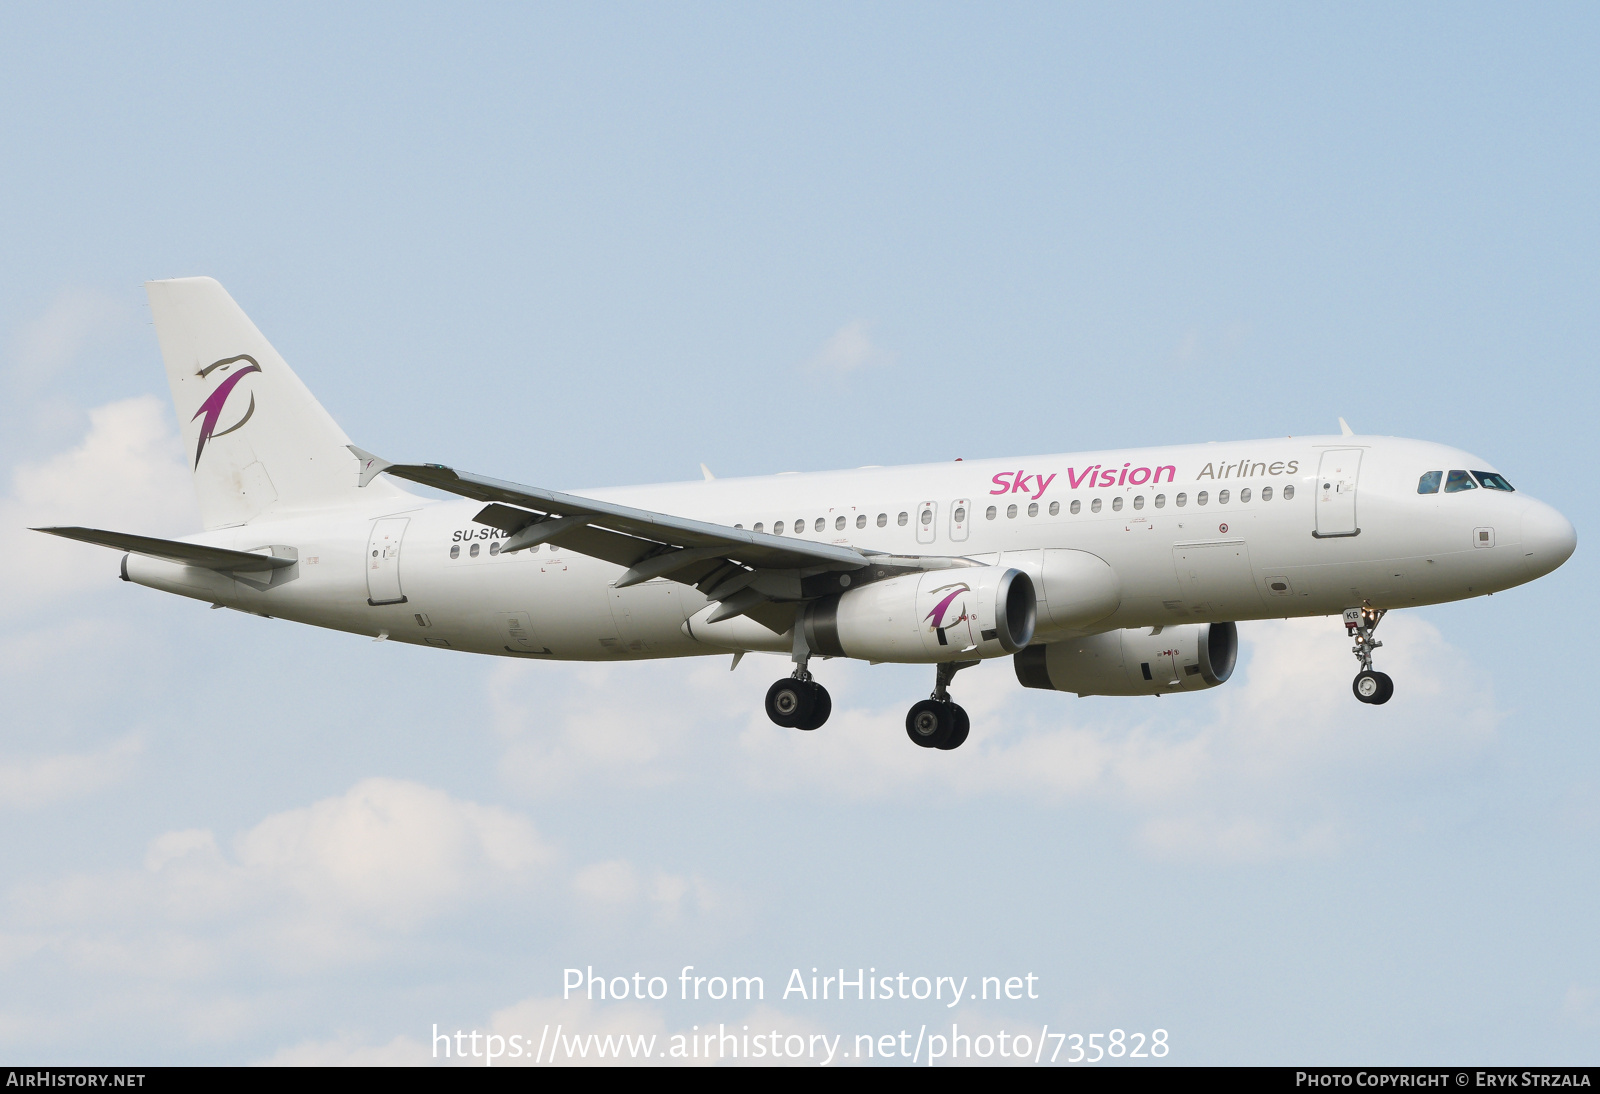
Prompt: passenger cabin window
<box><xmin>1283</xmin><ymin>484</ymin><xmax>1295</xmax><ymax>500</ymax></box>
<box><xmin>1111</xmin><ymin>497</ymin><xmax>1123</xmax><ymax>512</ymax></box>
<box><xmin>877</xmin><ymin>513</ymin><xmax>888</xmax><ymax>527</ymax></box>
<box><xmin>450</xmin><ymin>544</ymin><xmax>460</xmax><ymax>559</ymax></box>
<box><xmin>1070</xmin><ymin>500</ymin><xmax>1081</xmax><ymax>515</ymax></box>
<box><xmin>470</xmin><ymin>543</ymin><xmax>480</xmax><ymax>557</ymax></box>
<box><xmin>920</xmin><ymin>510</ymin><xmax>932</xmax><ymax>526</ymax></box>
<box><xmin>1090</xmin><ymin>498</ymin><xmax>1102</xmax><ymax>513</ymax></box>
<box><xmin>1197</xmin><ymin>491</ymin><xmax>1209</xmax><ymax>506</ymax></box>
<box><xmin>897</xmin><ymin>512</ymin><xmax>908</xmax><ymax>526</ymax></box>
<box><xmin>1473</xmin><ymin>471</ymin><xmax>1515</xmax><ymax>492</ymax></box>
<box><xmin>754</xmin><ymin>522</ymin><xmax>764</xmax><ymax>533</ymax></box>
<box><xmin>1027</xmin><ymin>502</ymin><xmax>1038</xmax><ymax>517</ymax></box>
<box><xmin>1132</xmin><ymin>495</ymin><xmax>1144</xmax><ymax>510</ymax></box>
<box><xmin>816</xmin><ymin>517</ymin><xmax>827</xmax><ymax>532</ymax></box>
<box><xmin>1240</xmin><ymin>488</ymin><xmax>1251</xmax><ymax>503</ymax></box>
<box><xmin>1049</xmin><ymin>501</ymin><xmax>1060</xmax><ymax>515</ymax></box>
<box><xmin>1218</xmin><ymin>489</ymin><xmax>1230</xmax><ymax>505</ymax></box>
<box><xmin>953</xmin><ymin>506</ymin><xmax>967</xmax><ymax>524</ymax></box>
<box><xmin>773</xmin><ymin>521</ymin><xmax>784</xmax><ymax>534</ymax></box>
<box><xmin>1154</xmin><ymin>494</ymin><xmax>1165</xmax><ymax>508</ymax></box>
<box><xmin>1444</xmin><ymin>470</ymin><xmax>1477</xmax><ymax>493</ymax></box>
<box><xmin>986</xmin><ymin>505</ymin><xmax>997</xmax><ymax>520</ymax></box>
<box><xmin>856</xmin><ymin>514</ymin><xmax>867</xmax><ymax>529</ymax></box>
<box><xmin>1261</xmin><ymin>486</ymin><xmax>1272</xmax><ymax>501</ymax></box>
<box><xmin>489</xmin><ymin>541</ymin><xmax>501</xmax><ymax>556</ymax></box>
<box><xmin>1417</xmin><ymin>471</ymin><xmax>1442</xmax><ymax>494</ymax></box>
<box><xmin>1176</xmin><ymin>492</ymin><xmax>1187</xmax><ymax>506</ymax></box>
<box><xmin>833</xmin><ymin>516</ymin><xmax>844</xmax><ymax>531</ymax></box>
<box><xmin>1006</xmin><ymin>503</ymin><xmax>1018</xmax><ymax>518</ymax></box>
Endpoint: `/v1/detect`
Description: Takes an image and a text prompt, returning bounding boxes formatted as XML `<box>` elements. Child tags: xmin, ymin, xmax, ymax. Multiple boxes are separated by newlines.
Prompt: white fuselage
<box><xmin>123</xmin><ymin>433</ymin><xmax>1574</xmax><ymax>663</ymax></box>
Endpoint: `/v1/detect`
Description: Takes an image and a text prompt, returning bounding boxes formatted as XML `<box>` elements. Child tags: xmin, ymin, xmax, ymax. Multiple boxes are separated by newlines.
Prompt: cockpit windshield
<box><xmin>1472</xmin><ymin>471</ymin><xmax>1515</xmax><ymax>492</ymax></box>
<box><xmin>1444</xmin><ymin>470</ymin><xmax>1477</xmax><ymax>493</ymax></box>
<box><xmin>1417</xmin><ymin>471</ymin><xmax>1442</xmax><ymax>494</ymax></box>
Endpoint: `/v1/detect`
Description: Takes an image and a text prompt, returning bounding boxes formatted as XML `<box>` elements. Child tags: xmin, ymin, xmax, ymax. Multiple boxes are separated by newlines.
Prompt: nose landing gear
<box><xmin>1344</xmin><ymin>606</ymin><xmax>1394</xmax><ymax>705</ymax></box>
<box><xmin>905</xmin><ymin>660</ymin><xmax>976</xmax><ymax>750</ymax></box>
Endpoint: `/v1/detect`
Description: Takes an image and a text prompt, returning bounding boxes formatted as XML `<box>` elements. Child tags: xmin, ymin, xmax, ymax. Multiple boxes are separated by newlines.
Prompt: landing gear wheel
<box><xmin>937</xmin><ymin>704</ymin><xmax>970</xmax><ymax>750</ymax></box>
<box><xmin>766</xmin><ymin>678</ymin><xmax>815</xmax><ymax>728</ymax></box>
<box><xmin>1352</xmin><ymin>670</ymin><xmax>1394</xmax><ymax>705</ymax></box>
<box><xmin>906</xmin><ymin>699</ymin><xmax>954</xmax><ymax>749</ymax></box>
<box><xmin>797</xmin><ymin>684</ymin><xmax>831</xmax><ymax>731</ymax></box>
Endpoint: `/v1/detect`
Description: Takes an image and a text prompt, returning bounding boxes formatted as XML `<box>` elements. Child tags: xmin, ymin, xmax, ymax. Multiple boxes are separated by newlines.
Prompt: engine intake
<box><xmin>801</xmin><ymin>566</ymin><xmax>1036</xmax><ymax>663</ymax></box>
<box><xmin>1014</xmin><ymin>622</ymin><xmax>1238</xmax><ymax>696</ymax></box>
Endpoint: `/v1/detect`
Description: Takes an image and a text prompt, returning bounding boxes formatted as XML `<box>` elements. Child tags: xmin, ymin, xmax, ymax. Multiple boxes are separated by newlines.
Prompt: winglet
<box><xmin>348</xmin><ymin>446</ymin><xmax>393</xmax><ymax>487</ymax></box>
<box><xmin>1338</xmin><ymin>417</ymin><xmax>1354</xmax><ymax>437</ymax></box>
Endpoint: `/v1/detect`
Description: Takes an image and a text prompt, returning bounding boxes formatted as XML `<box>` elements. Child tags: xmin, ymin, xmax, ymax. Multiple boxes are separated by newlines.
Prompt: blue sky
<box><xmin>1</xmin><ymin>3</ymin><xmax>1595</xmax><ymax>1065</ymax></box>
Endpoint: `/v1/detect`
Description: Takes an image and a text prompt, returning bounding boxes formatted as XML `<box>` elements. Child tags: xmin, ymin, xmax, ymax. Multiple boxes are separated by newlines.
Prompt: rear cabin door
<box><xmin>1315</xmin><ymin>449</ymin><xmax>1362</xmax><ymax>537</ymax></box>
<box><xmin>916</xmin><ymin>501</ymin><xmax>938</xmax><ymax>545</ymax></box>
<box><xmin>366</xmin><ymin>517</ymin><xmax>410</xmax><ymax>605</ymax></box>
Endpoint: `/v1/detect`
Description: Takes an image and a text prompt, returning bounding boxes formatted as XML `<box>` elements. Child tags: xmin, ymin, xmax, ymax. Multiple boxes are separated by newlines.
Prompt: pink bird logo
<box><xmin>191</xmin><ymin>355</ymin><xmax>262</xmax><ymax>467</ymax></box>
<box><xmin>924</xmin><ymin>582</ymin><xmax>972</xmax><ymax>646</ymax></box>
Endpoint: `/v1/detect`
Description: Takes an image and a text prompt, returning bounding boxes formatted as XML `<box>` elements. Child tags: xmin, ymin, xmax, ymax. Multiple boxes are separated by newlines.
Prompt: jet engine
<box><xmin>1013</xmin><ymin>622</ymin><xmax>1238</xmax><ymax>696</ymax></box>
<box><xmin>800</xmin><ymin>566</ymin><xmax>1036</xmax><ymax>663</ymax></box>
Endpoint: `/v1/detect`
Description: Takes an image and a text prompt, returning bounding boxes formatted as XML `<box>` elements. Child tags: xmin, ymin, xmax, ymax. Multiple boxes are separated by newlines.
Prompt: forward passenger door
<box><xmin>1315</xmin><ymin>449</ymin><xmax>1362</xmax><ymax>537</ymax></box>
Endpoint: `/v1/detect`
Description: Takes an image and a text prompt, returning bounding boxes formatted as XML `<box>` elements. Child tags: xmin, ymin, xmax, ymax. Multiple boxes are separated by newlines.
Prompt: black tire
<box><xmin>766</xmin><ymin>678</ymin><xmax>814</xmax><ymax>728</ymax></box>
<box><xmin>905</xmin><ymin>699</ymin><xmax>953</xmax><ymax>748</ymax></box>
<box><xmin>1353</xmin><ymin>670</ymin><xmax>1383</xmax><ymax>704</ymax></box>
<box><xmin>937</xmin><ymin>704</ymin><xmax>970</xmax><ymax>750</ymax></box>
<box><xmin>798</xmin><ymin>684</ymin><xmax>831</xmax><ymax>730</ymax></box>
<box><xmin>1370</xmin><ymin>671</ymin><xmax>1394</xmax><ymax>705</ymax></box>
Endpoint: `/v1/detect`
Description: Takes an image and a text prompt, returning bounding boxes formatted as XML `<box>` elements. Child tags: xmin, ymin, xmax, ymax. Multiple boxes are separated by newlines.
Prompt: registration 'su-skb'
<box><xmin>38</xmin><ymin>279</ymin><xmax>1578</xmax><ymax>750</ymax></box>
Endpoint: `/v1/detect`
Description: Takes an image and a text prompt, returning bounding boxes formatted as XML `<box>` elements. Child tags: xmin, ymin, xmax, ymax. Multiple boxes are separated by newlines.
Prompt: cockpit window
<box><xmin>1444</xmin><ymin>470</ymin><xmax>1477</xmax><ymax>493</ymax></box>
<box><xmin>1472</xmin><ymin>471</ymin><xmax>1515</xmax><ymax>492</ymax></box>
<box><xmin>1417</xmin><ymin>471</ymin><xmax>1442</xmax><ymax>494</ymax></box>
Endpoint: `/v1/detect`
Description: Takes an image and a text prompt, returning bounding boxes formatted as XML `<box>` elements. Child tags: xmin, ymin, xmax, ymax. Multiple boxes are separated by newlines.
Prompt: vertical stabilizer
<box><xmin>145</xmin><ymin>277</ymin><xmax>407</xmax><ymax>528</ymax></box>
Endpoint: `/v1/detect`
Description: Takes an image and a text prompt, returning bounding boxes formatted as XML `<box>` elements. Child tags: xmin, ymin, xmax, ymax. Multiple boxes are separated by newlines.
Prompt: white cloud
<box><xmin>801</xmin><ymin>320</ymin><xmax>894</xmax><ymax>373</ymax></box>
<box><xmin>1562</xmin><ymin>983</ymin><xmax>1599</xmax><ymax>1029</ymax></box>
<box><xmin>0</xmin><ymin>396</ymin><xmax>196</xmax><ymax>617</ymax></box>
<box><xmin>258</xmin><ymin>1033</ymin><xmax>433</xmax><ymax>1066</ymax></box>
<box><xmin>485</xmin><ymin>616</ymin><xmax>1496</xmax><ymax>863</ymax></box>
<box><xmin>0</xmin><ymin>734</ymin><xmax>142</xmax><ymax>810</ymax></box>
<box><xmin>572</xmin><ymin>859</ymin><xmax>721</xmax><ymax>921</ymax></box>
<box><xmin>5</xmin><ymin>289</ymin><xmax>135</xmax><ymax>391</ymax></box>
<box><xmin>7</xmin><ymin>778</ymin><xmax>555</xmax><ymax>979</ymax></box>
<box><xmin>489</xmin><ymin>657</ymin><xmax>751</xmax><ymax>793</ymax></box>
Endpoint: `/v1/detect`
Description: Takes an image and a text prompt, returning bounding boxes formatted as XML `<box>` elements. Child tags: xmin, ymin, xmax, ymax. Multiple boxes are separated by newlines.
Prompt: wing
<box><xmin>353</xmin><ymin>448</ymin><xmax>971</xmax><ymax>631</ymax></box>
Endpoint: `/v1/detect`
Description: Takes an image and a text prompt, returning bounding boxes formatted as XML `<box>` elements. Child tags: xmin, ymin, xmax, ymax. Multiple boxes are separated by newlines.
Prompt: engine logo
<box><xmin>925</xmin><ymin>581</ymin><xmax>973</xmax><ymax>646</ymax></box>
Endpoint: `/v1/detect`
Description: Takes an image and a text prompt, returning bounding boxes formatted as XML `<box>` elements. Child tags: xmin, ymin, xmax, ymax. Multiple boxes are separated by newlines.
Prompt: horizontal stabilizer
<box><xmin>32</xmin><ymin>527</ymin><xmax>295</xmax><ymax>573</ymax></box>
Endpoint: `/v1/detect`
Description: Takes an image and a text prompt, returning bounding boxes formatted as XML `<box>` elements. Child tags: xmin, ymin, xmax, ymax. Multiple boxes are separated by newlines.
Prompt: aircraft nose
<box><xmin>1521</xmin><ymin>498</ymin><xmax>1577</xmax><ymax>579</ymax></box>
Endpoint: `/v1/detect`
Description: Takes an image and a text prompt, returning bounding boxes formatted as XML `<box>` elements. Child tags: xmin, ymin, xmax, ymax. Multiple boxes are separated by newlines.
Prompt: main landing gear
<box><xmin>905</xmin><ymin>660</ymin><xmax>977</xmax><ymax>751</ymax></box>
<box><xmin>765</xmin><ymin>673</ymin><xmax>831</xmax><ymax>731</ymax></box>
<box><xmin>765</xmin><ymin>620</ymin><xmax>832</xmax><ymax>731</ymax></box>
<box><xmin>1344</xmin><ymin>606</ymin><xmax>1394</xmax><ymax>705</ymax></box>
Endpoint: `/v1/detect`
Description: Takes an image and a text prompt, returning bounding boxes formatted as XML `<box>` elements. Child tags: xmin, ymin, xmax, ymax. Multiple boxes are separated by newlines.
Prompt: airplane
<box><xmin>35</xmin><ymin>278</ymin><xmax>1577</xmax><ymax>750</ymax></box>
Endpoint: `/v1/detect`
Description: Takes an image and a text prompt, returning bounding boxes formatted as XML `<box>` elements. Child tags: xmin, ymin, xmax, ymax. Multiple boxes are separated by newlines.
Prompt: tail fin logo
<box><xmin>192</xmin><ymin>355</ymin><xmax>262</xmax><ymax>467</ymax></box>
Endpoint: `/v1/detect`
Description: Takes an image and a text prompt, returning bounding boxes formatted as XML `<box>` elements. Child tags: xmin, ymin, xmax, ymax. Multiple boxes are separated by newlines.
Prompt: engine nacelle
<box><xmin>801</xmin><ymin>566</ymin><xmax>1036</xmax><ymax>663</ymax></box>
<box><xmin>1013</xmin><ymin>622</ymin><xmax>1238</xmax><ymax>696</ymax></box>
